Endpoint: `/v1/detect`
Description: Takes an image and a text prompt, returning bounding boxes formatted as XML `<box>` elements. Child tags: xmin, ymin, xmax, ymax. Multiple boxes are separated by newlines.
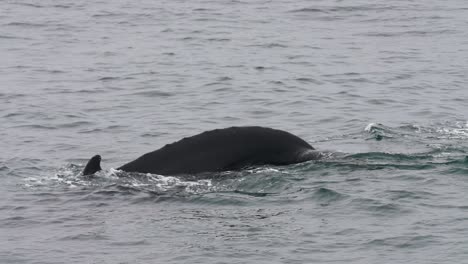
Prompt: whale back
<box><xmin>117</xmin><ymin>126</ymin><xmax>317</xmax><ymax>175</ymax></box>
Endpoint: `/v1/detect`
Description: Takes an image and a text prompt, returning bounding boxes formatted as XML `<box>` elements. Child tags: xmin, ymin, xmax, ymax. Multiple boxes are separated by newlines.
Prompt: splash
<box><xmin>364</xmin><ymin>123</ymin><xmax>392</xmax><ymax>140</ymax></box>
<box><xmin>435</xmin><ymin>121</ymin><xmax>468</xmax><ymax>139</ymax></box>
<box><xmin>23</xmin><ymin>165</ymin><xmax>215</xmax><ymax>195</ymax></box>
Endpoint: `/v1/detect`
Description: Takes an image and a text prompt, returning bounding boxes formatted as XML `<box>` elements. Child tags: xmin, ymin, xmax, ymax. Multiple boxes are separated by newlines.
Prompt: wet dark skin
<box><xmin>82</xmin><ymin>126</ymin><xmax>322</xmax><ymax>176</ymax></box>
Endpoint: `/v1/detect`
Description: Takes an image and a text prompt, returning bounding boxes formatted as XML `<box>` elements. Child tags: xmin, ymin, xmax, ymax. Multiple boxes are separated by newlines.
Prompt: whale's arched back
<box><xmin>116</xmin><ymin>126</ymin><xmax>320</xmax><ymax>175</ymax></box>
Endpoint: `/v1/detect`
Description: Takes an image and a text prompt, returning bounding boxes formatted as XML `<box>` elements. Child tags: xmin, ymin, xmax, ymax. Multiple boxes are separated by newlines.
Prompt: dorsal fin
<box><xmin>82</xmin><ymin>155</ymin><xmax>102</xmax><ymax>175</ymax></box>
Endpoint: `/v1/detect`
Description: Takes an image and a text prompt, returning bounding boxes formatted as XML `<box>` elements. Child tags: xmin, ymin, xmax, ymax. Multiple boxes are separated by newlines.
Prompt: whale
<box><xmin>82</xmin><ymin>126</ymin><xmax>321</xmax><ymax>176</ymax></box>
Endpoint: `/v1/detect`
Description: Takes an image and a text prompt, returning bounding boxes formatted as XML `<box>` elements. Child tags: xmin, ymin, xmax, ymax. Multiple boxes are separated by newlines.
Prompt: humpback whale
<box><xmin>82</xmin><ymin>126</ymin><xmax>321</xmax><ymax>176</ymax></box>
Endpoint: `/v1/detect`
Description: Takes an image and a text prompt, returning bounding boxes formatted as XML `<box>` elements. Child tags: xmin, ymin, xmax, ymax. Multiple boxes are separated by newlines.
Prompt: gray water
<box><xmin>1</xmin><ymin>0</ymin><xmax>468</xmax><ymax>263</ymax></box>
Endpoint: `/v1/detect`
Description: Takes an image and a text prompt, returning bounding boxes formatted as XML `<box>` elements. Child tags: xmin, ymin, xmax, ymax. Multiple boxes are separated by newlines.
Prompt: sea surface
<box><xmin>1</xmin><ymin>0</ymin><xmax>468</xmax><ymax>263</ymax></box>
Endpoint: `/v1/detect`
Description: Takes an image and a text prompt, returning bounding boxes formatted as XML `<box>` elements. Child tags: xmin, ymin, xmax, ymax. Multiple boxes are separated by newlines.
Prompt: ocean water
<box><xmin>1</xmin><ymin>0</ymin><xmax>468</xmax><ymax>263</ymax></box>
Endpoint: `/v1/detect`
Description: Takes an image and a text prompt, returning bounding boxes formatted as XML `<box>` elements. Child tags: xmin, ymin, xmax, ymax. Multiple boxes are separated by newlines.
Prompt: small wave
<box><xmin>92</xmin><ymin>12</ymin><xmax>126</xmax><ymax>18</ymax></box>
<box><xmin>11</xmin><ymin>2</ymin><xmax>43</xmax><ymax>8</ymax></box>
<box><xmin>310</xmin><ymin>187</ymin><xmax>346</xmax><ymax>205</ymax></box>
<box><xmin>51</xmin><ymin>4</ymin><xmax>72</xmax><ymax>9</ymax></box>
<box><xmin>295</xmin><ymin>77</ymin><xmax>322</xmax><ymax>84</ymax></box>
<box><xmin>347</xmin><ymin>152</ymin><xmax>432</xmax><ymax>161</ymax></box>
<box><xmin>364</xmin><ymin>121</ymin><xmax>468</xmax><ymax>142</ymax></box>
<box><xmin>351</xmin><ymin>198</ymin><xmax>410</xmax><ymax>216</ymax></box>
<box><xmin>233</xmin><ymin>190</ymin><xmax>271</xmax><ymax>197</ymax></box>
<box><xmin>206</xmin><ymin>38</ymin><xmax>231</xmax><ymax>42</ymax></box>
<box><xmin>0</xmin><ymin>216</ymin><xmax>40</xmax><ymax>228</ymax></box>
<box><xmin>57</xmin><ymin>121</ymin><xmax>94</xmax><ymax>129</ymax></box>
<box><xmin>289</xmin><ymin>5</ymin><xmax>392</xmax><ymax>14</ymax></box>
<box><xmin>110</xmin><ymin>240</ymin><xmax>150</xmax><ymax>246</ymax></box>
<box><xmin>59</xmin><ymin>233</ymin><xmax>109</xmax><ymax>241</ymax></box>
<box><xmin>386</xmin><ymin>190</ymin><xmax>433</xmax><ymax>200</ymax></box>
<box><xmin>290</xmin><ymin>8</ymin><xmax>327</xmax><ymax>13</ymax></box>
<box><xmin>364</xmin><ymin>122</ymin><xmax>384</xmax><ymax>133</ymax></box>
<box><xmin>442</xmin><ymin>157</ymin><xmax>468</xmax><ymax>175</ymax></box>
<box><xmin>131</xmin><ymin>90</ymin><xmax>173</xmax><ymax>97</ymax></box>
<box><xmin>317</xmin><ymin>160</ymin><xmax>436</xmax><ymax>171</ymax></box>
<box><xmin>98</xmin><ymin>76</ymin><xmax>120</xmax><ymax>81</ymax></box>
<box><xmin>365</xmin><ymin>123</ymin><xmax>390</xmax><ymax>140</ymax></box>
<box><xmin>13</xmin><ymin>124</ymin><xmax>57</xmax><ymax>130</ymax></box>
<box><xmin>5</xmin><ymin>22</ymin><xmax>47</xmax><ymax>28</ymax></box>
<box><xmin>0</xmin><ymin>92</ymin><xmax>26</xmax><ymax>99</ymax></box>
<box><xmin>360</xmin><ymin>29</ymin><xmax>458</xmax><ymax>38</ymax></box>
<box><xmin>216</xmin><ymin>76</ymin><xmax>233</xmax><ymax>82</ymax></box>
<box><xmin>365</xmin><ymin>235</ymin><xmax>440</xmax><ymax>249</ymax></box>
<box><xmin>192</xmin><ymin>8</ymin><xmax>214</xmax><ymax>12</ymax></box>
<box><xmin>0</xmin><ymin>35</ymin><xmax>33</xmax><ymax>40</ymax></box>
<box><xmin>35</xmin><ymin>69</ymin><xmax>65</xmax><ymax>74</ymax></box>
<box><xmin>69</xmin><ymin>88</ymin><xmax>109</xmax><ymax>94</ymax></box>
<box><xmin>248</xmin><ymin>43</ymin><xmax>288</xmax><ymax>48</ymax></box>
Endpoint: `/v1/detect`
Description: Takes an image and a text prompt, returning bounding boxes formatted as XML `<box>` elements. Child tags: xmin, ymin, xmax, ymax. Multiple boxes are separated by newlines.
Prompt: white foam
<box><xmin>123</xmin><ymin>173</ymin><xmax>215</xmax><ymax>193</ymax></box>
<box><xmin>364</xmin><ymin>123</ymin><xmax>377</xmax><ymax>132</ymax></box>
<box><xmin>436</xmin><ymin>127</ymin><xmax>468</xmax><ymax>138</ymax></box>
<box><xmin>245</xmin><ymin>167</ymin><xmax>281</xmax><ymax>174</ymax></box>
<box><xmin>23</xmin><ymin>168</ymin><xmax>84</xmax><ymax>188</ymax></box>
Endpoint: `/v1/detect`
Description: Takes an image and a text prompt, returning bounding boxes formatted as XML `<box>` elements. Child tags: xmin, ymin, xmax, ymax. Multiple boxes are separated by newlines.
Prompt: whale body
<box><xmin>82</xmin><ymin>126</ymin><xmax>321</xmax><ymax>176</ymax></box>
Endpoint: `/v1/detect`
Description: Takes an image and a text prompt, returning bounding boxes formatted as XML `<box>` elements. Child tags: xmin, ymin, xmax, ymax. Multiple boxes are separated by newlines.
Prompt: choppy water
<box><xmin>1</xmin><ymin>0</ymin><xmax>468</xmax><ymax>263</ymax></box>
